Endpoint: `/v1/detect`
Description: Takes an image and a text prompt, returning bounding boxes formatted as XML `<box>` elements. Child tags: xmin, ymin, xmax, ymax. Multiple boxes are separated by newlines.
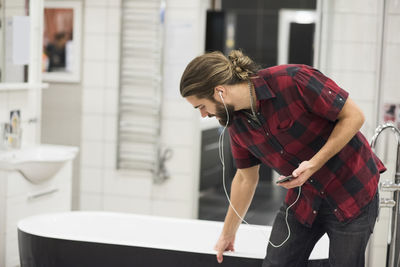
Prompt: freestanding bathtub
<box><xmin>18</xmin><ymin>211</ymin><xmax>329</xmax><ymax>267</ymax></box>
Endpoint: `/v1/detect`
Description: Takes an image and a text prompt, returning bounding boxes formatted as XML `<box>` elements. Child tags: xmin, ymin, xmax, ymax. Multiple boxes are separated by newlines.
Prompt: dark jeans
<box><xmin>262</xmin><ymin>193</ymin><xmax>379</xmax><ymax>267</ymax></box>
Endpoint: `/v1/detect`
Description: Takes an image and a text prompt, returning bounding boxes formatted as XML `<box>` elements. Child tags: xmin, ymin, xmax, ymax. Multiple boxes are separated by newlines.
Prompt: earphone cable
<box><xmin>218</xmin><ymin>93</ymin><xmax>301</xmax><ymax>248</ymax></box>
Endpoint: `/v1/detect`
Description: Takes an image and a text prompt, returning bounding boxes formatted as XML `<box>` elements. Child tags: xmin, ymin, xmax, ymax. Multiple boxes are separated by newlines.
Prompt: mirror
<box><xmin>42</xmin><ymin>1</ymin><xmax>81</xmax><ymax>83</ymax></box>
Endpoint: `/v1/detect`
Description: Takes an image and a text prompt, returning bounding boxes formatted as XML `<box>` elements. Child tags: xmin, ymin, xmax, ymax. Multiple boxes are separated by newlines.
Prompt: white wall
<box><xmin>318</xmin><ymin>0</ymin><xmax>400</xmax><ymax>266</ymax></box>
<box><xmin>319</xmin><ymin>0</ymin><xmax>381</xmax><ymax>139</ymax></box>
<box><xmin>79</xmin><ymin>0</ymin><xmax>206</xmax><ymax>219</ymax></box>
<box><xmin>79</xmin><ymin>0</ymin><xmax>122</xmax><ymax>210</ymax></box>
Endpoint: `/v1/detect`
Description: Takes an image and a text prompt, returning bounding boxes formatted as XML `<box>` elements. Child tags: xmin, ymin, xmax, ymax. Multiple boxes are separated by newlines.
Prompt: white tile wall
<box><xmin>386</xmin><ymin>15</ymin><xmax>400</xmax><ymax>43</ymax></box>
<box><xmin>327</xmin><ymin>70</ymin><xmax>377</xmax><ymax>101</ymax></box>
<box><xmin>103</xmin><ymin>170</ymin><xmax>152</xmax><ymax>197</ymax></box>
<box><xmin>82</xmin><ymin>89</ymin><xmax>104</xmax><ymax>114</ymax></box>
<box><xmin>162</xmin><ymin>119</ymin><xmax>197</xmax><ymax>146</ymax></box>
<box><xmin>163</xmin><ymin>64</ymin><xmax>188</xmax><ymax>99</ymax></box>
<box><xmin>103</xmin><ymin>89</ymin><xmax>119</xmax><ymax>114</ymax></box>
<box><xmin>103</xmin><ymin>142</ymin><xmax>117</xmax><ymax>169</ymax></box>
<box><xmin>105</xmin><ymin>61</ymin><xmax>120</xmax><ymax>88</ymax></box>
<box><xmin>106</xmin><ymin>35</ymin><xmax>120</xmax><ymax>61</ymax></box>
<box><xmin>83</xmin><ymin>35</ymin><xmax>107</xmax><ymax>61</ymax></box>
<box><xmin>151</xmin><ymin>199</ymin><xmax>193</xmax><ymax>218</ymax></box>
<box><xmin>85</xmin><ymin>0</ymin><xmax>108</xmax><ymax>7</ymax></box>
<box><xmin>106</xmin><ymin>8</ymin><xmax>121</xmax><ymax>34</ymax></box>
<box><xmin>329</xmin><ymin>42</ymin><xmax>378</xmax><ymax>72</ymax></box>
<box><xmin>332</xmin><ymin>0</ymin><xmax>379</xmax><ymax>14</ymax></box>
<box><xmin>162</xmin><ymin>99</ymin><xmax>195</xmax><ymax>119</ymax></box>
<box><xmin>79</xmin><ymin>0</ymin><xmax>205</xmax><ymax>220</ymax></box>
<box><xmin>151</xmin><ymin>173</ymin><xmax>194</xmax><ymax>201</ymax></box>
<box><xmin>80</xmin><ymin>0</ymin><xmax>119</xmax><ymax>210</ymax></box>
<box><xmin>164</xmin><ymin>147</ymin><xmax>196</xmax><ymax>174</ymax></box>
<box><xmin>329</xmin><ymin>14</ymin><xmax>378</xmax><ymax>43</ymax></box>
<box><xmin>382</xmin><ymin>44</ymin><xmax>400</xmax><ymax>101</ymax></box>
<box><xmin>388</xmin><ymin>0</ymin><xmax>400</xmax><ymax>14</ymax></box>
<box><xmin>80</xmin><ymin>193</ymin><xmax>103</xmax><ymax>210</ymax></box>
<box><xmin>80</xmin><ymin>140</ymin><xmax>104</xmax><ymax>167</ymax></box>
<box><xmin>357</xmin><ymin>100</ymin><xmax>376</xmax><ymax>139</ymax></box>
<box><xmin>80</xmin><ymin>168</ymin><xmax>103</xmax><ymax>193</ymax></box>
<box><xmin>84</xmin><ymin>8</ymin><xmax>108</xmax><ymax>34</ymax></box>
<box><xmin>83</xmin><ymin>61</ymin><xmax>107</xmax><ymax>87</ymax></box>
<box><xmin>104</xmin><ymin>115</ymin><xmax>118</xmax><ymax>141</ymax></box>
<box><xmin>320</xmin><ymin>1</ymin><xmax>400</xmax><ymax>266</ymax></box>
<box><xmin>103</xmin><ymin>195</ymin><xmax>152</xmax><ymax>214</ymax></box>
<box><xmin>107</xmin><ymin>0</ymin><xmax>121</xmax><ymax>8</ymax></box>
<box><xmin>81</xmin><ymin>114</ymin><xmax>104</xmax><ymax>141</ymax></box>
<box><xmin>166</xmin><ymin>0</ymin><xmax>201</xmax><ymax>8</ymax></box>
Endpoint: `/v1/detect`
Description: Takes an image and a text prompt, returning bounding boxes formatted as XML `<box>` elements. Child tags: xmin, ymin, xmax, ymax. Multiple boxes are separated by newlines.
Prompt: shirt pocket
<box><xmin>272</xmin><ymin>118</ymin><xmax>298</xmax><ymax>149</ymax></box>
<box><xmin>272</xmin><ymin>115</ymin><xmax>311</xmax><ymax>156</ymax></box>
<box><xmin>276</xmin><ymin>119</ymin><xmax>294</xmax><ymax>131</ymax></box>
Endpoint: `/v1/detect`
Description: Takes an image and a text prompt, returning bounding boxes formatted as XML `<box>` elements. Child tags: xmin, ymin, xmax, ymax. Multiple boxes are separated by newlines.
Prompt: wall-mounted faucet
<box><xmin>370</xmin><ymin>122</ymin><xmax>400</xmax><ymax>267</ymax></box>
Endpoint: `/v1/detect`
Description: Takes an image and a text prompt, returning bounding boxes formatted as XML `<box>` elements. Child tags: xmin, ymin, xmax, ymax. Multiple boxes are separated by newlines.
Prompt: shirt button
<box><xmin>280</xmin><ymin>150</ymin><xmax>284</xmax><ymax>154</ymax></box>
<box><xmin>339</xmin><ymin>98</ymin><xmax>343</xmax><ymax>101</ymax></box>
<box><xmin>257</xmin><ymin>112</ymin><xmax>260</xmax><ymax>115</ymax></box>
<box><xmin>266</xmin><ymin>132</ymin><xmax>269</xmax><ymax>136</ymax></box>
<box><xmin>309</xmin><ymin>179</ymin><xmax>314</xmax><ymax>183</ymax></box>
<box><xmin>328</xmin><ymin>90</ymin><xmax>332</xmax><ymax>94</ymax></box>
<box><xmin>320</xmin><ymin>191</ymin><xmax>324</xmax><ymax>195</ymax></box>
<box><xmin>247</xmin><ymin>120</ymin><xmax>251</xmax><ymax>123</ymax></box>
<box><xmin>313</xmin><ymin>210</ymin><xmax>317</xmax><ymax>214</ymax></box>
<box><xmin>334</xmin><ymin>209</ymin><xmax>338</xmax><ymax>212</ymax></box>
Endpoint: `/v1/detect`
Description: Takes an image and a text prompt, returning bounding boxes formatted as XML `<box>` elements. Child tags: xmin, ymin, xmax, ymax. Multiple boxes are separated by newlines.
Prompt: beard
<box><xmin>208</xmin><ymin>100</ymin><xmax>235</xmax><ymax>127</ymax></box>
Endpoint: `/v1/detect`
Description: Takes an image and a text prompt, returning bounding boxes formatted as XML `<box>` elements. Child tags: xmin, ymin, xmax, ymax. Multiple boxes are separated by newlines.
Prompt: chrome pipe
<box><xmin>370</xmin><ymin>122</ymin><xmax>400</xmax><ymax>267</ymax></box>
<box><xmin>380</xmin><ymin>198</ymin><xmax>396</xmax><ymax>208</ymax></box>
<box><xmin>381</xmin><ymin>180</ymin><xmax>400</xmax><ymax>192</ymax></box>
<box><xmin>370</xmin><ymin>123</ymin><xmax>400</xmax><ymax>150</ymax></box>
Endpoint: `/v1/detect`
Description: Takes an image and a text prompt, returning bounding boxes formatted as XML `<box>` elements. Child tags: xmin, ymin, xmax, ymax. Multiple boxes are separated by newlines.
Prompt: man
<box><xmin>180</xmin><ymin>50</ymin><xmax>385</xmax><ymax>267</ymax></box>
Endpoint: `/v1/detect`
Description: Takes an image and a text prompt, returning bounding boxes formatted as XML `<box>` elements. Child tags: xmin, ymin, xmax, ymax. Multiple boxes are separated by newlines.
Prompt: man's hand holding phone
<box><xmin>276</xmin><ymin>174</ymin><xmax>293</xmax><ymax>184</ymax></box>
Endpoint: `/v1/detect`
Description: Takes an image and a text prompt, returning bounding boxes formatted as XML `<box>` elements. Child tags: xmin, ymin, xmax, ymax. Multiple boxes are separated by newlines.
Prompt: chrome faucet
<box><xmin>370</xmin><ymin>122</ymin><xmax>400</xmax><ymax>267</ymax></box>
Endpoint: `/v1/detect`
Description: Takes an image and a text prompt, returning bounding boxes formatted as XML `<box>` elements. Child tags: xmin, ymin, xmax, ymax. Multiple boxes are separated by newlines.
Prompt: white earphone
<box><xmin>218</xmin><ymin>91</ymin><xmax>224</xmax><ymax>102</ymax></box>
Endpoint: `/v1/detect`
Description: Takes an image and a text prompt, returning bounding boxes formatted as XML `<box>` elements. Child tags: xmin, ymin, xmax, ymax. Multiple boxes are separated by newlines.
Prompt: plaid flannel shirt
<box><xmin>228</xmin><ymin>64</ymin><xmax>386</xmax><ymax>226</ymax></box>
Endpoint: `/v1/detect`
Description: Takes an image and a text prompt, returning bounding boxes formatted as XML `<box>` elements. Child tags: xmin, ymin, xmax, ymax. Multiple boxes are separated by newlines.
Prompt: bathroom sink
<box><xmin>0</xmin><ymin>144</ymin><xmax>78</xmax><ymax>183</ymax></box>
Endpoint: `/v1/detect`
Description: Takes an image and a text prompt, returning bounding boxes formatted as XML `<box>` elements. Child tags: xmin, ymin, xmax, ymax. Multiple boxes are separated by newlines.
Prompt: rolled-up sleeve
<box><xmin>293</xmin><ymin>65</ymin><xmax>349</xmax><ymax>122</ymax></box>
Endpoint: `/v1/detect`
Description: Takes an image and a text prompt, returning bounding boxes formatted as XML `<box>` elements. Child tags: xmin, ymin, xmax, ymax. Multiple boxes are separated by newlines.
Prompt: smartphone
<box><xmin>276</xmin><ymin>175</ymin><xmax>293</xmax><ymax>184</ymax></box>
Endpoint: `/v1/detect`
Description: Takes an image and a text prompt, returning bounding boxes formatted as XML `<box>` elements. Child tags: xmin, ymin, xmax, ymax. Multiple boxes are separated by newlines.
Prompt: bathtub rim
<box><xmin>17</xmin><ymin>211</ymin><xmax>329</xmax><ymax>260</ymax></box>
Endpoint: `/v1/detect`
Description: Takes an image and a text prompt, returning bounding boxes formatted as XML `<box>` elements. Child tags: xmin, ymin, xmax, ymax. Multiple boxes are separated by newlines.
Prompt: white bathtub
<box><xmin>17</xmin><ymin>211</ymin><xmax>329</xmax><ymax>267</ymax></box>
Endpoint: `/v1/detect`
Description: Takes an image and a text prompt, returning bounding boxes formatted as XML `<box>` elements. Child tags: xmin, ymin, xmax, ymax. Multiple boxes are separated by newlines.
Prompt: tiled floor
<box><xmin>198</xmin><ymin>181</ymin><xmax>287</xmax><ymax>226</ymax></box>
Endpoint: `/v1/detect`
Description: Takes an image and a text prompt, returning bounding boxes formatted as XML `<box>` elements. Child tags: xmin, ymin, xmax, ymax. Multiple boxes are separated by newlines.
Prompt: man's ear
<box><xmin>214</xmin><ymin>86</ymin><xmax>225</xmax><ymax>100</ymax></box>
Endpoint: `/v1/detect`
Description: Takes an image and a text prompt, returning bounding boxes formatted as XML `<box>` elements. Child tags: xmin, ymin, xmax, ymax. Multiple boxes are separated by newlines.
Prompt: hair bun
<box><xmin>228</xmin><ymin>50</ymin><xmax>255</xmax><ymax>80</ymax></box>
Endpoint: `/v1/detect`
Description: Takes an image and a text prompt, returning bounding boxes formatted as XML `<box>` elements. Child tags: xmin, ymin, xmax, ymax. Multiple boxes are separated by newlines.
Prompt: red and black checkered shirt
<box><xmin>228</xmin><ymin>64</ymin><xmax>386</xmax><ymax>226</ymax></box>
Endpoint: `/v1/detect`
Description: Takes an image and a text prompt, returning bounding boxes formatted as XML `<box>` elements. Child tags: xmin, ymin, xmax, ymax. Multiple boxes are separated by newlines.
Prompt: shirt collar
<box><xmin>251</xmin><ymin>72</ymin><xmax>276</xmax><ymax>101</ymax></box>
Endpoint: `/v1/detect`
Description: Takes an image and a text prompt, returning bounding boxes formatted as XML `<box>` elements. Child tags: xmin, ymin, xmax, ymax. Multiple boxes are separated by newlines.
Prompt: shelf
<box><xmin>0</xmin><ymin>83</ymin><xmax>49</xmax><ymax>91</ymax></box>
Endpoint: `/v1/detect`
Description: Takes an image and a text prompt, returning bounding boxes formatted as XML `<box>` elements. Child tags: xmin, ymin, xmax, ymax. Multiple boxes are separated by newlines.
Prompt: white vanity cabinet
<box><xmin>0</xmin><ymin>160</ymin><xmax>73</xmax><ymax>267</ymax></box>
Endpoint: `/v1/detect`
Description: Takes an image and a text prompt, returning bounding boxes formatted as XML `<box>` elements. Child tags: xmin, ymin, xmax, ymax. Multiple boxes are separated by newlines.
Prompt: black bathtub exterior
<box><xmin>18</xmin><ymin>230</ymin><xmax>328</xmax><ymax>267</ymax></box>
